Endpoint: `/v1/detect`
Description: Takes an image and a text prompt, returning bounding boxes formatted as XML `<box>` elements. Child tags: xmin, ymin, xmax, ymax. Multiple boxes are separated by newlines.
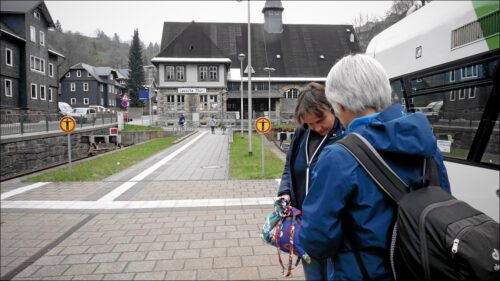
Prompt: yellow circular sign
<box><xmin>255</xmin><ymin>117</ymin><xmax>272</xmax><ymax>134</ymax></box>
<box><xmin>59</xmin><ymin>116</ymin><xmax>76</xmax><ymax>133</ymax></box>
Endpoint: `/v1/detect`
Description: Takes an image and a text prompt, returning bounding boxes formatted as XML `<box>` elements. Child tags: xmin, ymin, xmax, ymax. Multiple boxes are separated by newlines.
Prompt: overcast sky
<box><xmin>45</xmin><ymin>1</ymin><xmax>393</xmax><ymax>45</ymax></box>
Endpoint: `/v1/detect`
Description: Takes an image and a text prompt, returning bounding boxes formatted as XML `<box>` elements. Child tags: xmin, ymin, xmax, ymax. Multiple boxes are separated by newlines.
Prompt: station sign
<box><xmin>178</xmin><ymin>88</ymin><xmax>207</xmax><ymax>94</ymax></box>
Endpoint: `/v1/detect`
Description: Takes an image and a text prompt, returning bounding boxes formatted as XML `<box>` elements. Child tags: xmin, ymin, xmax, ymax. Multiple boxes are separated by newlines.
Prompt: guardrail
<box><xmin>0</xmin><ymin>113</ymin><xmax>117</xmax><ymax>136</ymax></box>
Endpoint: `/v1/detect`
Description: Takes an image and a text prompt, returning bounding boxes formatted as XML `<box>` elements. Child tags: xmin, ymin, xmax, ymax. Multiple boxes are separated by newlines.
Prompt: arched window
<box><xmin>283</xmin><ymin>88</ymin><xmax>299</xmax><ymax>99</ymax></box>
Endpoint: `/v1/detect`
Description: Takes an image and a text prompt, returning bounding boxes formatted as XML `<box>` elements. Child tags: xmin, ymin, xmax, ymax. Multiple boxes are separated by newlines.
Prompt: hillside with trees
<box><xmin>48</xmin><ymin>20</ymin><xmax>160</xmax><ymax>78</ymax></box>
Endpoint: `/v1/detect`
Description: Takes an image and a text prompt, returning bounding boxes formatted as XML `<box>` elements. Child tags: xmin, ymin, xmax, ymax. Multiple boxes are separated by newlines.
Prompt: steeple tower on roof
<box><xmin>262</xmin><ymin>0</ymin><xmax>284</xmax><ymax>34</ymax></box>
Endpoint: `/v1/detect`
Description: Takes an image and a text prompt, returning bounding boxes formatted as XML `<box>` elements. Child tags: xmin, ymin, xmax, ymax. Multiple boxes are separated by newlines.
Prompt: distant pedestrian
<box><xmin>210</xmin><ymin>115</ymin><xmax>217</xmax><ymax>134</ymax></box>
<box><xmin>178</xmin><ymin>114</ymin><xmax>186</xmax><ymax>129</ymax></box>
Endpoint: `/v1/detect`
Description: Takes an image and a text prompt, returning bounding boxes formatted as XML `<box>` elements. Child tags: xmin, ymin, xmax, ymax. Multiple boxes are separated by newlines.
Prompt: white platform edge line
<box><xmin>0</xmin><ymin>182</ymin><xmax>51</xmax><ymax>200</ymax></box>
<box><xmin>0</xmin><ymin>197</ymin><xmax>275</xmax><ymax>209</ymax></box>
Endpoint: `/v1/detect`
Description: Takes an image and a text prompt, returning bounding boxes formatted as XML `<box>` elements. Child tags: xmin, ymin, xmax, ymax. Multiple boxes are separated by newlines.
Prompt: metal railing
<box><xmin>1</xmin><ymin>113</ymin><xmax>117</xmax><ymax>136</ymax></box>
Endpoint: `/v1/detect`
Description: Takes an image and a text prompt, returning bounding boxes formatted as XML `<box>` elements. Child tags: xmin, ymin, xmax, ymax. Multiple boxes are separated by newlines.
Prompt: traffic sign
<box><xmin>59</xmin><ymin>116</ymin><xmax>76</xmax><ymax>133</ymax></box>
<box><xmin>255</xmin><ymin>117</ymin><xmax>271</xmax><ymax>134</ymax></box>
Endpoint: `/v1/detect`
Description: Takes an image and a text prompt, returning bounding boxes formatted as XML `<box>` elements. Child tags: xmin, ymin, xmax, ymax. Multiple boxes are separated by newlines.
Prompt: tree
<box><xmin>127</xmin><ymin>29</ymin><xmax>145</xmax><ymax>107</ymax></box>
<box><xmin>55</xmin><ymin>20</ymin><xmax>63</xmax><ymax>32</ymax></box>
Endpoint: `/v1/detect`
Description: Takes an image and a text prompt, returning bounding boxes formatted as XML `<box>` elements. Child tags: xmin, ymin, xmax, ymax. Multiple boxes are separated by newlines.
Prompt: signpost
<box><xmin>255</xmin><ymin>117</ymin><xmax>272</xmax><ymax>177</ymax></box>
<box><xmin>59</xmin><ymin>116</ymin><xmax>76</xmax><ymax>176</ymax></box>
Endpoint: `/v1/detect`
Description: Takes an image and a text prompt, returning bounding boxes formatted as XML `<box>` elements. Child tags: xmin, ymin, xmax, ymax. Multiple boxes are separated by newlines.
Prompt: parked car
<box><xmin>414</xmin><ymin>101</ymin><xmax>443</xmax><ymax>121</ymax></box>
<box><xmin>69</xmin><ymin>108</ymin><xmax>97</xmax><ymax>123</ymax></box>
<box><xmin>89</xmin><ymin>105</ymin><xmax>108</xmax><ymax>113</ymax></box>
<box><xmin>58</xmin><ymin>102</ymin><xmax>73</xmax><ymax>117</ymax></box>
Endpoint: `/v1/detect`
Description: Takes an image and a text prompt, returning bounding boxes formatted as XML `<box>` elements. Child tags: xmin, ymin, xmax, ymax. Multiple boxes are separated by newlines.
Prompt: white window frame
<box><xmin>31</xmin><ymin>83</ymin><xmax>37</xmax><ymax>99</ymax></box>
<box><xmin>49</xmin><ymin>88</ymin><xmax>53</xmax><ymax>102</ymax></box>
<box><xmin>70</xmin><ymin>98</ymin><xmax>76</xmax><ymax>105</ymax></box>
<box><xmin>199</xmin><ymin>66</ymin><xmax>208</xmax><ymax>81</ymax></box>
<box><xmin>87</xmin><ymin>72</ymin><xmax>92</xmax><ymax>77</ymax></box>
<box><xmin>176</xmin><ymin>66</ymin><xmax>185</xmax><ymax>81</ymax></box>
<box><xmin>70</xmin><ymin>82</ymin><xmax>76</xmax><ymax>92</ymax></box>
<box><xmin>449</xmin><ymin>90</ymin><xmax>456</xmax><ymax>101</ymax></box>
<box><xmin>83</xmin><ymin>98</ymin><xmax>89</xmax><ymax>105</ymax></box>
<box><xmin>30</xmin><ymin>55</ymin><xmax>45</xmax><ymax>73</ymax></box>
<box><xmin>39</xmin><ymin>30</ymin><xmax>45</xmax><ymax>46</ymax></box>
<box><xmin>40</xmin><ymin>85</ymin><xmax>46</xmax><ymax>100</ymax></box>
<box><xmin>468</xmin><ymin>87</ymin><xmax>476</xmax><ymax>99</ymax></box>
<box><xmin>83</xmin><ymin>83</ymin><xmax>89</xmax><ymax>91</ymax></box>
<box><xmin>5</xmin><ymin>48</ymin><xmax>13</xmax><ymax>66</ymax></box>
<box><xmin>284</xmin><ymin>88</ymin><xmax>299</xmax><ymax>99</ymax></box>
<box><xmin>460</xmin><ymin>65</ymin><xmax>478</xmax><ymax>79</ymax></box>
<box><xmin>30</xmin><ymin>26</ymin><xmax>36</xmax><ymax>43</ymax></box>
<box><xmin>49</xmin><ymin>63</ymin><xmax>54</xmax><ymax>77</ymax></box>
<box><xmin>4</xmin><ymin>79</ymin><xmax>13</xmax><ymax>97</ymax></box>
<box><xmin>100</xmin><ymin>84</ymin><xmax>104</xmax><ymax>92</ymax></box>
<box><xmin>77</xmin><ymin>70</ymin><xmax>81</xmax><ymax>77</ymax></box>
<box><xmin>177</xmin><ymin>95</ymin><xmax>185</xmax><ymax>110</ymax></box>
<box><xmin>459</xmin><ymin>89</ymin><xmax>466</xmax><ymax>100</ymax></box>
<box><xmin>449</xmin><ymin>70</ymin><xmax>455</xmax><ymax>82</ymax></box>
<box><xmin>66</xmin><ymin>72</ymin><xmax>71</xmax><ymax>78</ymax></box>
<box><xmin>167</xmin><ymin>95</ymin><xmax>176</xmax><ymax>111</ymax></box>
<box><xmin>165</xmin><ymin>66</ymin><xmax>175</xmax><ymax>81</ymax></box>
<box><xmin>34</xmin><ymin>10</ymin><xmax>40</xmax><ymax>19</ymax></box>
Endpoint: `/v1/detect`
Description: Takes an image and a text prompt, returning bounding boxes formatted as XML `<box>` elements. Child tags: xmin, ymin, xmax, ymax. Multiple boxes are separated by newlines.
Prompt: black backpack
<box><xmin>337</xmin><ymin>133</ymin><xmax>500</xmax><ymax>281</ymax></box>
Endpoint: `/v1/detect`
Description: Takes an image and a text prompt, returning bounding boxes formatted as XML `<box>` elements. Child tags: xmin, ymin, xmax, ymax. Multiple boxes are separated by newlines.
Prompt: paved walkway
<box><xmin>0</xmin><ymin>129</ymin><xmax>304</xmax><ymax>280</ymax></box>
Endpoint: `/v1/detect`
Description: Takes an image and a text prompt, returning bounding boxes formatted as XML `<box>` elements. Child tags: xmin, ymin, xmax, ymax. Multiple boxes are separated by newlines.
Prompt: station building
<box><xmin>152</xmin><ymin>0</ymin><xmax>360</xmax><ymax>126</ymax></box>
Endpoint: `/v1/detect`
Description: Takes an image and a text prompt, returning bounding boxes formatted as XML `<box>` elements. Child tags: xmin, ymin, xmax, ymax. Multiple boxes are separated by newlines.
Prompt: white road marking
<box><xmin>1</xmin><ymin>182</ymin><xmax>51</xmax><ymax>200</ymax></box>
<box><xmin>97</xmin><ymin>131</ymin><xmax>208</xmax><ymax>202</ymax></box>
<box><xmin>0</xmin><ymin>197</ymin><xmax>274</xmax><ymax>209</ymax></box>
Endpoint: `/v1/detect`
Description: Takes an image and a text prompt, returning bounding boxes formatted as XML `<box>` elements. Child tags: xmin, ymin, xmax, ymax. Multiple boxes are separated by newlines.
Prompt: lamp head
<box><xmin>238</xmin><ymin>53</ymin><xmax>246</xmax><ymax>61</ymax></box>
<box><xmin>264</xmin><ymin>67</ymin><xmax>276</xmax><ymax>72</ymax></box>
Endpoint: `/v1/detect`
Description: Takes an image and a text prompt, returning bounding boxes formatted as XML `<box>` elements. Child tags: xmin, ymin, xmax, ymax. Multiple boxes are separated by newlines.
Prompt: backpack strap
<box><xmin>337</xmin><ymin>133</ymin><xmax>408</xmax><ymax>203</ymax></box>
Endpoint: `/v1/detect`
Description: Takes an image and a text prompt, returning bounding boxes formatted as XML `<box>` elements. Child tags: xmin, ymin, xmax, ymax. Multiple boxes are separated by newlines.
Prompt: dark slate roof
<box><xmin>116</xmin><ymin>69</ymin><xmax>130</xmax><ymax>79</ymax></box>
<box><xmin>1</xmin><ymin>1</ymin><xmax>55</xmax><ymax>27</ymax></box>
<box><xmin>69</xmin><ymin>63</ymin><xmax>104</xmax><ymax>83</ymax></box>
<box><xmin>0</xmin><ymin>21</ymin><xmax>25</xmax><ymax>41</ymax></box>
<box><xmin>158</xmin><ymin>21</ymin><xmax>359</xmax><ymax>78</ymax></box>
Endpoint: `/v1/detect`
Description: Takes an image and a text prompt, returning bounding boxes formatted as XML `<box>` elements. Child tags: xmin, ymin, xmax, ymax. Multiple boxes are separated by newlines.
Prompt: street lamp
<box><xmin>263</xmin><ymin>67</ymin><xmax>275</xmax><ymax>118</ymax></box>
<box><xmin>238</xmin><ymin>53</ymin><xmax>245</xmax><ymax>137</ymax></box>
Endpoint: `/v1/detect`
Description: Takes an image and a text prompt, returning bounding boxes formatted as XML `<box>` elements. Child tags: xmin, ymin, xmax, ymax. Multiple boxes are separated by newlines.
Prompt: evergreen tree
<box><xmin>127</xmin><ymin>29</ymin><xmax>145</xmax><ymax>107</ymax></box>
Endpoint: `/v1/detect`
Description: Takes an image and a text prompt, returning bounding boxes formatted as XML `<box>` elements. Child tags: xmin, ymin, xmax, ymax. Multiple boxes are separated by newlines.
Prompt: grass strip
<box><xmin>26</xmin><ymin>137</ymin><xmax>176</xmax><ymax>182</ymax></box>
<box><xmin>122</xmin><ymin>124</ymin><xmax>163</xmax><ymax>131</ymax></box>
<box><xmin>230</xmin><ymin>132</ymin><xmax>284</xmax><ymax>179</ymax></box>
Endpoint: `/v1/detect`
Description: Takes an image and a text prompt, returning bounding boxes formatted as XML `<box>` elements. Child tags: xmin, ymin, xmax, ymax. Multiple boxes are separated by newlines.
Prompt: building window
<box><xmin>283</xmin><ymin>88</ymin><xmax>299</xmax><ymax>99</ymax></box>
<box><xmin>199</xmin><ymin>95</ymin><xmax>208</xmax><ymax>110</ymax></box>
<box><xmin>83</xmin><ymin>83</ymin><xmax>89</xmax><ymax>91</ymax></box>
<box><xmin>40</xmin><ymin>31</ymin><xmax>45</xmax><ymax>46</ymax></box>
<box><xmin>176</xmin><ymin>66</ymin><xmax>185</xmax><ymax>81</ymax></box>
<box><xmin>450</xmin><ymin>90</ymin><xmax>456</xmax><ymax>101</ymax></box>
<box><xmin>83</xmin><ymin>98</ymin><xmax>89</xmax><ymax>105</ymax></box>
<box><xmin>109</xmin><ymin>74</ymin><xmax>114</xmax><ymax>80</ymax></box>
<box><xmin>77</xmin><ymin>70</ymin><xmax>81</xmax><ymax>77</ymax></box>
<box><xmin>461</xmin><ymin>65</ymin><xmax>478</xmax><ymax>79</ymax></box>
<box><xmin>209</xmin><ymin>66</ymin><xmax>218</xmax><ymax>81</ymax></box>
<box><xmin>166</xmin><ymin>95</ymin><xmax>177</xmax><ymax>111</ymax></box>
<box><xmin>49</xmin><ymin>63</ymin><xmax>54</xmax><ymax>77</ymax></box>
<box><xmin>30</xmin><ymin>26</ymin><xmax>36</xmax><ymax>42</ymax></box>
<box><xmin>70</xmin><ymin>98</ymin><xmax>76</xmax><ymax>105</ymax></box>
<box><xmin>199</xmin><ymin>66</ymin><xmax>208</xmax><ymax>80</ymax></box>
<box><xmin>31</xmin><ymin>83</ymin><xmax>37</xmax><ymax>99</ymax></box>
<box><xmin>34</xmin><ymin>10</ymin><xmax>40</xmax><ymax>19</ymax></box>
<box><xmin>467</xmin><ymin>87</ymin><xmax>476</xmax><ymax>99</ymax></box>
<box><xmin>49</xmin><ymin>88</ymin><xmax>53</xmax><ymax>102</ymax></box>
<box><xmin>40</xmin><ymin>85</ymin><xmax>46</xmax><ymax>100</ymax></box>
<box><xmin>4</xmin><ymin>79</ymin><xmax>12</xmax><ymax>97</ymax></box>
<box><xmin>5</xmin><ymin>48</ymin><xmax>12</xmax><ymax>66</ymax></box>
<box><xmin>101</xmin><ymin>98</ymin><xmax>104</xmax><ymax>105</ymax></box>
<box><xmin>30</xmin><ymin>56</ymin><xmax>45</xmax><ymax>73</ymax></box>
<box><xmin>177</xmin><ymin>95</ymin><xmax>185</xmax><ymax>110</ymax></box>
<box><xmin>66</xmin><ymin>72</ymin><xmax>71</xmax><ymax>77</ymax></box>
<box><xmin>100</xmin><ymin>84</ymin><xmax>104</xmax><ymax>92</ymax></box>
<box><xmin>449</xmin><ymin>70</ymin><xmax>455</xmax><ymax>82</ymax></box>
<box><xmin>165</xmin><ymin>66</ymin><xmax>175</xmax><ymax>81</ymax></box>
<box><xmin>459</xmin><ymin>89</ymin><xmax>466</xmax><ymax>99</ymax></box>
<box><xmin>70</xmin><ymin>82</ymin><xmax>76</xmax><ymax>92</ymax></box>
<box><xmin>87</xmin><ymin>72</ymin><xmax>92</xmax><ymax>77</ymax></box>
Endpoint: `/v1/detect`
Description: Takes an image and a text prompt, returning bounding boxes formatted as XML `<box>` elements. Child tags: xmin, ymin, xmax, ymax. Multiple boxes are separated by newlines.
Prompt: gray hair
<box><xmin>325</xmin><ymin>54</ymin><xmax>391</xmax><ymax>114</ymax></box>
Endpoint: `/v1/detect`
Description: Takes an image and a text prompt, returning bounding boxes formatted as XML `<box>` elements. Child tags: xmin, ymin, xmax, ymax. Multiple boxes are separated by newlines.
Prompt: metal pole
<box><xmin>240</xmin><ymin>59</ymin><xmax>244</xmax><ymax>137</ymax></box>
<box><xmin>247</xmin><ymin>0</ymin><xmax>253</xmax><ymax>156</ymax></box>
<box><xmin>261</xmin><ymin>134</ymin><xmax>265</xmax><ymax>176</ymax></box>
<box><xmin>268</xmin><ymin>71</ymin><xmax>271</xmax><ymax>117</ymax></box>
<box><xmin>148</xmin><ymin>86</ymin><xmax>152</xmax><ymax>126</ymax></box>
<box><xmin>67</xmin><ymin>133</ymin><xmax>72</xmax><ymax>176</ymax></box>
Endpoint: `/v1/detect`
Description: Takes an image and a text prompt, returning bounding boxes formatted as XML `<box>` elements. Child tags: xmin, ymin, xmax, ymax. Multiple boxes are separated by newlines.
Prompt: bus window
<box><xmin>481</xmin><ymin>116</ymin><xmax>500</xmax><ymax>165</ymax></box>
<box><xmin>390</xmin><ymin>79</ymin><xmax>406</xmax><ymax>110</ymax></box>
<box><xmin>411</xmin><ymin>84</ymin><xmax>493</xmax><ymax>161</ymax></box>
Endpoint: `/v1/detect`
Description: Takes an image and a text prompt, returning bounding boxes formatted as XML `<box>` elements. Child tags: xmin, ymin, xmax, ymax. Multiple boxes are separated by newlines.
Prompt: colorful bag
<box><xmin>261</xmin><ymin>197</ymin><xmax>311</xmax><ymax>277</ymax></box>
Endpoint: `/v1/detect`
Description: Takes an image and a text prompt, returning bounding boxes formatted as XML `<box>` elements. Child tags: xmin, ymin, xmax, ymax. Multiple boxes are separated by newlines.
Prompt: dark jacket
<box><xmin>277</xmin><ymin>118</ymin><xmax>344</xmax><ymax>210</ymax></box>
<box><xmin>299</xmin><ymin>104</ymin><xmax>451</xmax><ymax>280</ymax></box>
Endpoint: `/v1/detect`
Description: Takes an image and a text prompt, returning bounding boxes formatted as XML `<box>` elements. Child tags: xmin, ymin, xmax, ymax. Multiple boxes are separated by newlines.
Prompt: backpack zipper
<box><xmin>450</xmin><ymin>219</ymin><xmax>494</xmax><ymax>259</ymax></box>
<box><xmin>419</xmin><ymin>198</ymin><xmax>460</xmax><ymax>281</ymax></box>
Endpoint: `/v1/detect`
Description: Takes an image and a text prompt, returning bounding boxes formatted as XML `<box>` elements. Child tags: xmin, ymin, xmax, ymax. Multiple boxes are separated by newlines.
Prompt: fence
<box><xmin>0</xmin><ymin>113</ymin><xmax>117</xmax><ymax>136</ymax></box>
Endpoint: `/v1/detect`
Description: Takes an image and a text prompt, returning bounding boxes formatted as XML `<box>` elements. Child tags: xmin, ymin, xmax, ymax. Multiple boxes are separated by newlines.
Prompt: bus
<box><xmin>365</xmin><ymin>0</ymin><xmax>499</xmax><ymax>221</ymax></box>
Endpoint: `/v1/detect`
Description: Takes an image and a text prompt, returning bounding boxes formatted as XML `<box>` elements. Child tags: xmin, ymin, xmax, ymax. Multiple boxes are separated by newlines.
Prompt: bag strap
<box><xmin>337</xmin><ymin>133</ymin><xmax>408</xmax><ymax>203</ymax></box>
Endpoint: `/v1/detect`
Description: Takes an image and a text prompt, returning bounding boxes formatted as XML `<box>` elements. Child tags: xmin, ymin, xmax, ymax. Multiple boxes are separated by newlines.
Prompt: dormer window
<box><xmin>276</xmin><ymin>54</ymin><xmax>281</xmax><ymax>59</ymax></box>
<box><xmin>34</xmin><ymin>10</ymin><xmax>40</xmax><ymax>19</ymax></box>
<box><xmin>77</xmin><ymin>70</ymin><xmax>81</xmax><ymax>77</ymax></box>
<box><xmin>109</xmin><ymin>74</ymin><xmax>114</xmax><ymax>80</ymax></box>
<box><xmin>320</xmin><ymin>55</ymin><xmax>325</xmax><ymax>60</ymax></box>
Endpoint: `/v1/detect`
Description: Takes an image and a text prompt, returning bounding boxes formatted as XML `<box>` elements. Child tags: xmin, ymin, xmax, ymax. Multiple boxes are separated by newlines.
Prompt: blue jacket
<box><xmin>277</xmin><ymin>119</ymin><xmax>344</xmax><ymax>210</ymax></box>
<box><xmin>299</xmin><ymin>104</ymin><xmax>451</xmax><ymax>280</ymax></box>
